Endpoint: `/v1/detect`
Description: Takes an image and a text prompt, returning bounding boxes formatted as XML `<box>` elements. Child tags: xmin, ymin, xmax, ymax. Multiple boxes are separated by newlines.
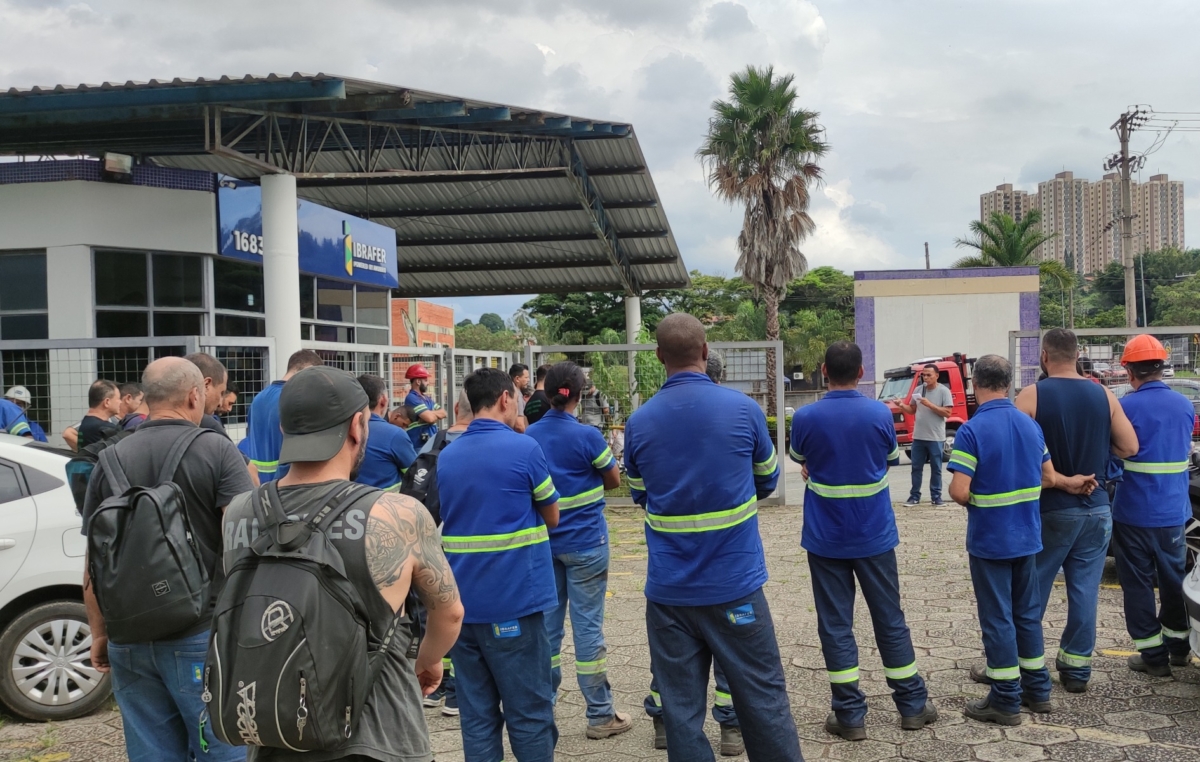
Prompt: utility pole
<box><xmin>924</xmin><ymin>242</ymin><xmax>930</xmax><ymax>269</ymax></box>
<box><xmin>1108</xmin><ymin>108</ymin><xmax>1147</xmax><ymax>328</ymax></box>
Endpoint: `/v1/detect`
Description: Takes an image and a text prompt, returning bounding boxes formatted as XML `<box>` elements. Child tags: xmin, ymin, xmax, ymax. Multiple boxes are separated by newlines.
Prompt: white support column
<box><xmin>625</xmin><ymin>295</ymin><xmax>642</xmax><ymax>409</ymax></box>
<box><xmin>261</xmin><ymin>175</ymin><xmax>302</xmax><ymax>379</ymax></box>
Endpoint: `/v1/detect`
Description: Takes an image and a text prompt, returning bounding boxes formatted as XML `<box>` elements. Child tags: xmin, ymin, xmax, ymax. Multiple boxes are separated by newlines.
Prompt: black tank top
<box><xmin>1035</xmin><ymin>378</ymin><xmax>1112</xmax><ymax>512</ymax></box>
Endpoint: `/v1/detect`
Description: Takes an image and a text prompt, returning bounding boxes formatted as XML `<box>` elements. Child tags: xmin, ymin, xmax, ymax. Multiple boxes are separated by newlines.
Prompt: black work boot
<box><xmin>824</xmin><ymin>712</ymin><xmax>867</xmax><ymax>741</ymax></box>
<box><xmin>969</xmin><ymin>664</ymin><xmax>992</xmax><ymax>684</ymax></box>
<box><xmin>1021</xmin><ymin>695</ymin><xmax>1053</xmax><ymax>714</ymax></box>
<box><xmin>1128</xmin><ymin>653</ymin><xmax>1172</xmax><ymax>677</ymax></box>
<box><xmin>1170</xmin><ymin>652</ymin><xmax>1192</xmax><ymax>668</ymax></box>
<box><xmin>1054</xmin><ymin>659</ymin><xmax>1088</xmax><ymax>693</ymax></box>
<box><xmin>963</xmin><ymin>697</ymin><xmax>1022</xmax><ymax>726</ymax></box>
<box><xmin>652</xmin><ymin>716</ymin><xmax>666</xmax><ymax>750</ymax></box>
<box><xmin>719</xmin><ymin>724</ymin><xmax>744</xmax><ymax>756</ymax></box>
<box><xmin>901</xmin><ymin>702</ymin><xmax>939</xmax><ymax>730</ymax></box>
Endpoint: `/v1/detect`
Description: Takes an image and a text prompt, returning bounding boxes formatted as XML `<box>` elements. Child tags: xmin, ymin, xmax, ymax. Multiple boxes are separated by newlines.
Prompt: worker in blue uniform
<box><xmin>403</xmin><ymin>363</ymin><xmax>445</xmax><ymax>449</ymax></box>
<box><xmin>0</xmin><ymin>396</ymin><xmax>31</xmax><ymax>438</ymax></box>
<box><xmin>439</xmin><ymin>367</ymin><xmax>561</xmax><ymax>762</ymax></box>
<box><xmin>625</xmin><ymin>313</ymin><xmax>801</xmax><ymax>762</ymax></box>
<box><xmin>246</xmin><ymin>349</ymin><xmax>323</xmax><ymax>483</ymax></box>
<box><xmin>789</xmin><ymin>341</ymin><xmax>936</xmax><ymax>740</ymax></box>
<box><xmin>4</xmin><ymin>386</ymin><xmax>43</xmax><ymax>441</ymax></box>
<box><xmin>355</xmin><ymin>374</ymin><xmax>417</xmax><ymax>491</ymax></box>
<box><xmin>1113</xmin><ymin>335</ymin><xmax>1195</xmax><ymax>675</ymax></box>
<box><xmin>948</xmin><ymin>354</ymin><xmax>1094</xmax><ymax>725</ymax></box>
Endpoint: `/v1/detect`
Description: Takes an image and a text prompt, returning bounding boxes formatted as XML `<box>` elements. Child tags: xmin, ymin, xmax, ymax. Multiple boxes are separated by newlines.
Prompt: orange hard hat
<box><xmin>1121</xmin><ymin>334</ymin><xmax>1169</xmax><ymax>364</ymax></box>
<box><xmin>405</xmin><ymin>363</ymin><xmax>430</xmax><ymax>380</ymax></box>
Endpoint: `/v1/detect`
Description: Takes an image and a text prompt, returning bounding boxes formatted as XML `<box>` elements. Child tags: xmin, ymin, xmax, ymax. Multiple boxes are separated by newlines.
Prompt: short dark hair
<box><xmin>1127</xmin><ymin>360</ymin><xmax>1164</xmax><ymax>380</ymax></box>
<box><xmin>464</xmin><ymin>367</ymin><xmax>513</xmax><ymax>414</ymax></box>
<box><xmin>88</xmin><ymin>379</ymin><xmax>119</xmax><ymax>409</ymax></box>
<box><xmin>509</xmin><ymin>363</ymin><xmax>529</xmax><ymax>380</ymax></box>
<box><xmin>119</xmin><ymin>381</ymin><xmax>143</xmax><ymax>398</ymax></box>
<box><xmin>923</xmin><ymin>363</ymin><xmax>938</xmax><ymax>373</ymax></box>
<box><xmin>357</xmin><ymin>374</ymin><xmax>388</xmax><ymax>409</ymax></box>
<box><xmin>286</xmin><ymin>349</ymin><xmax>325</xmax><ymax>374</ymax></box>
<box><xmin>545</xmin><ymin>361</ymin><xmax>585</xmax><ymax>409</ymax></box>
<box><xmin>973</xmin><ymin>354</ymin><xmax>1012</xmax><ymax>392</ymax></box>
<box><xmin>656</xmin><ymin>313</ymin><xmax>706</xmax><ymax>368</ymax></box>
<box><xmin>535</xmin><ymin>364</ymin><xmax>551</xmax><ymax>383</ymax></box>
<box><xmin>1042</xmin><ymin>328</ymin><xmax>1078</xmax><ymax>364</ymax></box>
<box><xmin>184</xmin><ymin>352</ymin><xmax>228</xmax><ymax>385</ymax></box>
<box><xmin>823</xmin><ymin>342</ymin><xmax>863</xmax><ymax>385</ymax></box>
<box><xmin>224</xmin><ymin>383</ymin><xmax>239</xmax><ymax>397</ymax></box>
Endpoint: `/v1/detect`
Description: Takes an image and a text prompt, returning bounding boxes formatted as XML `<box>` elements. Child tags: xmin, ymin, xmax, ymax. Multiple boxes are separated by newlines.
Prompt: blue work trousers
<box><xmin>451</xmin><ymin>612</ymin><xmax>558</xmax><ymax>762</ymax></box>
<box><xmin>547</xmin><ymin>543</ymin><xmax>615</xmax><ymax>725</ymax></box>
<box><xmin>646</xmin><ymin>587</ymin><xmax>801</xmax><ymax>762</ymax></box>
<box><xmin>1035</xmin><ymin>506</ymin><xmax>1111</xmax><ymax>684</ymax></box>
<box><xmin>908</xmin><ymin>439</ymin><xmax>944</xmax><ymax>503</ymax></box>
<box><xmin>1113</xmin><ymin>521</ymin><xmax>1191</xmax><ymax>666</ymax></box>
<box><xmin>969</xmin><ymin>554</ymin><xmax>1052</xmax><ymax>713</ymax></box>
<box><xmin>106</xmin><ymin>630</ymin><xmax>243</xmax><ymax>762</ymax></box>
<box><xmin>807</xmin><ymin>549</ymin><xmax>927</xmax><ymax>726</ymax></box>
<box><xmin>644</xmin><ymin>660</ymin><xmax>738</xmax><ymax>726</ymax></box>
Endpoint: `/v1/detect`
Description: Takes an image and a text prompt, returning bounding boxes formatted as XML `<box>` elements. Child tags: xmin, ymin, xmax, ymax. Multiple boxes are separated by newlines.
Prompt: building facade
<box><xmin>980</xmin><ymin>183</ymin><xmax>1035</xmax><ymax>224</ymax></box>
<box><xmin>392</xmin><ymin>299</ymin><xmax>456</xmax><ymax>348</ymax></box>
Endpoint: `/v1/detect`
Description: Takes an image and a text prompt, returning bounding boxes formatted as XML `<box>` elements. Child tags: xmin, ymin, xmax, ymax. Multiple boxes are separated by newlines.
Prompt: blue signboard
<box><xmin>216</xmin><ymin>177</ymin><xmax>398</xmax><ymax>288</ymax></box>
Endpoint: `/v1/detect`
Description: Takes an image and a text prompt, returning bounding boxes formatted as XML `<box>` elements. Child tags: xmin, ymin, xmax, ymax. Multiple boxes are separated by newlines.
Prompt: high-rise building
<box><xmin>1133</xmin><ymin>174</ymin><xmax>1185</xmax><ymax>255</ymax></box>
<box><xmin>980</xmin><ymin>183</ymin><xmax>1034</xmax><ymax>224</ymax></box>
<box><xmin>1036</xmin><ymin>171</ymin><xmax>1089</xmax><ymax>271</ymax></box>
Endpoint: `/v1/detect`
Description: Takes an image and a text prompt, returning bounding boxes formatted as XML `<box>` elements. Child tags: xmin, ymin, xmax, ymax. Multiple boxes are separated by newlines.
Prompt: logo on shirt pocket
<box><xmin>726</xmin><ymin>604</ymin><xmax>757</xmax><ymax>626</ymax></box>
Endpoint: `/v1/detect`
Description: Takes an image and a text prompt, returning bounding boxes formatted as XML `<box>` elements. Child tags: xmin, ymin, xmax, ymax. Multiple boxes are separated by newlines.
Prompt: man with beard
<box><xmin>404</xmin><ymin>364</ymin><xmax>446</xmax><ymax>450</ymax></box>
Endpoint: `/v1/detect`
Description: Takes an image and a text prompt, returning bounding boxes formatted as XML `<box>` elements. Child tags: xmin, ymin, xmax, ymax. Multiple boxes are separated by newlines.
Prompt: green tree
<box><xmin>783</xmin><ymin>266</ymin><xmax>853</xmax><ymax>316</ymax></box>
<box><xmin>521</xmin><ymin>291</ymin><xmax>655</xmax><ymax>342</ymax></box>
<box><xmin>456</xmin><ymin>318</ymin><xmax>473</xmax><ymax>328</ymax></box>
<box><xmin>455</xmin><ymin>322</ymin><xmax>520</xmax><ymax>351</ymax></box>
<box><xmin>478</xmin><ymin>313</ymin><xmax>506</xmax><ymax>333</ymax></box>
<box><xmin>657</xmin><ymin>272</ymin><xmax>754</xmax><ymax>322</ymax></box>
<box><xmin>954</xmin><ymin>210</ymin><xmax>1071</xmax><ymax>290</ymax></box>
<box><xmin>698</xmin><ymin>65</ymin><xmax>828</xmax><ymax>414</ymax></box>
<box><xmin>1090</xmin><ymin>248</ymin><xmax>1200</xmax><ymax>326</ymax></box>
<box><xmin>1153</xmin><ymin>275</ymin><xmax>1200</xmax><ymax>326</ymax></box>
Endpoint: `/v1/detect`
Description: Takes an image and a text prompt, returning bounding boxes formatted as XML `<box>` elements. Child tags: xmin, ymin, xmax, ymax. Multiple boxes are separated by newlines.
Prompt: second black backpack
<box><xmin>399</xmin><ymin>429</ymin><xmax>450</xmax><ymax>525</ymax></box>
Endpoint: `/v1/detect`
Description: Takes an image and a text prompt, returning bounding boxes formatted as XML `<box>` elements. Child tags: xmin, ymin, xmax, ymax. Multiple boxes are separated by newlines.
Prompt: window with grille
<box><xmin>0</xmin><ymin>251</ymin><xmax>48</xmax><ymax>340</ymax></box>
<box><xmin>94</xmin><ymin>250</ymin><xmax>206</xmax><ymax>338</ymax></box>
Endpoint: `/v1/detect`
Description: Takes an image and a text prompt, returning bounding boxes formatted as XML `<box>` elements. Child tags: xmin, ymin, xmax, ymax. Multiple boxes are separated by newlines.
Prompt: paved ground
<box><xmin>6</xmin><ymin>462</ymin><xmax>1200</xmax><ymax>761</ymax></box>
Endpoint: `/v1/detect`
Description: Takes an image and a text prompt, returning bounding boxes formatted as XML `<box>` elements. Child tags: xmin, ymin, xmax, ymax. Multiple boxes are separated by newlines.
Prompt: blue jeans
<box><xmin>646</xmin><ymin>587</ymin><xmax>801</xmax><ymax>762</ymax></box>
<box><xmin>808</xmin><ymin>549</ymin><xmax>927</xmax><ymax>726</ymax></box>
<box><xmin>909</xmin><ymin>439</ymin><xmax>943</xmax><ymax>503</ymax></box>
<box><xmin>969</xmin><ymin>554</ymin><xmax>1052</xmax><ymax>712</ymax></box>
<box><xmin>451</xmin><ymin>612</ymin><xmax>557</xmax><ymax>762</ymax></box>
<box><xmin>1035</xmin><ymin>506</ymin><xmax>1112</xmax><ymax>684</ymax></box>
<box><xmin>546</xmin><ymin>543</ymin><xmax>614</xmax><ymax>724</ymax></box>
<box><xmin>645</xmin><ymin>661</ymin><xmax>738</xmax><ymax>726</ymax></box>
<box><xmin>106</xmin><ymin>630</ymin><xmax>243</xmax><ymax>762</ymax></box>
<box><xmin>1113</xmin><ymin>521</ymin><xmax>1191</xmax><ymax>666</ymax></box>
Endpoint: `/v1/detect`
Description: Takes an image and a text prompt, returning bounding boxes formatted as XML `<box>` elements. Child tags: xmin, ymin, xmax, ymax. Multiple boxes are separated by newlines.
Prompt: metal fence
<box><xmin>1008</xmin><ymin>326</ymin><xmax>1200</xmax><ymax>395</ymax></box>
<box><xmin>530</xmin><ymin>340</ymin><xmax>787</xmax><ymax>506</ymax></box>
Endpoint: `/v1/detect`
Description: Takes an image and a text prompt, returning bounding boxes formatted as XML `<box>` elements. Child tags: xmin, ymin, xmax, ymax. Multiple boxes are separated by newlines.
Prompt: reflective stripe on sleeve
<box><xmin>250</xmin><ymin>459</ymin><xmax>279</xmax><ymax>473</ymax></box>
<box><xmin>8</xmin><ymin>421</ymin><xmax>30</xmax><ymax>436</ymax></box>
<box><xmin>558</xmin><ymin>485</ymin><xmax>605</xmax><ymax>510</ymax></box>
<box><xmin>1057</xmin><ymin>649</ymin><xmax>1092</xmax><ymax>667</ymax></box>
<box><xmin>644</xmin><ymin>498</ymin><xmax>757</xmax><ymax>534</ymax></box>
<box><xmin>754</xmin><ymin>449</ymin><xmax>779</xmax><ymax>476</ymax></box>
<box><xmin>969</xmin><ymin>486</ymin><xmax>1041</xmax><ymax>508</ymax></box>
<box><xmin>1018</xmin><ymin>655</ymin><xmax>1045</xmax><ymax>671</ymax></box>
<box><xmin>948</xmin><ymin>450</ymin><xmax>977</xmax><ymax>471</ymax></box>
<box><xmin>887</xmin><ymin>445</ymin><xmax>900</xmax><ymax>461</ymax></box>
<box><xmin>627</xmin><ymin>476</ymin><xmax>645</xmax><ymax>491</ymax></box>
<box><xmin>806</xmin><ymin>476</ymin><xmax>889</xmax><ymax>499</ymax></box>
<box><xmin>713</xmin><ymin>690</ymin><xmax>732</xmax><ymax>707</ymax></box>
<box><xmin>411</xmin><ymin>404</ymin><xmax>429</xmax><ymax>414</ymax></box>
<box><xmin>575</xmin><ymin>657</ymin><xmax>607</xmax><ymax>676</ymax></box>
<box><xmin>986</xmin><ymin>665</ymin><xmax>1020</xmax><ymax>681</ymax></box>
<box><xmin>592</xmin><ymin>448</ymin><xmax>614</xmax><ymax>469</ymax></box>
<box><xmin>533</xmin><ymin>476</ymin><xmax>556</xmax><ymax>502</ymax></box>
<box><xmin>827</xmin><ymin>667</ymin><xmax>859</xmax><ymax>684</ymax></box>
<box><xmin>883</xmin><ymin>662</ymin><xmax>918</xmax><ymax>680</ymax></box>
<box><xmin>1122</xmin><ymin>460</ymin><xmax>1188</xmax><ymax>474</ymax></box>
<box><xmin>442</xmin><ymin>525</ymin><xmax>549</xmax><ymax>553</ymax></box>
<box><xmin>788</xmin><ymin>446</ymin><xmax>805</xmax><ymax>463</ymax></box>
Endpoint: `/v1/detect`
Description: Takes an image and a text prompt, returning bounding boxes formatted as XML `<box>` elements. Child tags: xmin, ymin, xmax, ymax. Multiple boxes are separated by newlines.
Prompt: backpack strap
<box><xmin>97</xmin><ymin>446</ymin><xmax>132</xmax><ymax>496</ymax></box>
<box><xmin>157</xmin><ymin>427</ymin><xmax>211</xmax><ymax>484</ymax></box>
<box><xmin>430</xmin><ymin>429</ymin><xmax>449</xmax><ymax>452</ymax></box>
<box><xmin>256</xmin><ymin>481</ymin><xmax>373</xmax><ymax>553</ymax></box>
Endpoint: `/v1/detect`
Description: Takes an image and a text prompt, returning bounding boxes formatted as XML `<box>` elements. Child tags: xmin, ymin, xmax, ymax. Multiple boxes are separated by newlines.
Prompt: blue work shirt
<box><xmin>946</xmin><ymin>398</ymin><xmax>1048</xmax><ymax>560</ymax></box>
<box><xmin>0</xmin><ymin>400</ymin><xmax>30</xmax><ymax>438</ymax></box>
<box><xmin>28</xmin><ymin>421</ymin><xmax>47</xmax><ymax>443</ymax></box>
<box><xmin>438</xmin><ymin>418</ymin><xmax>560</xmax><ymax>624</ymax></box>
<box><xmin>526</xmin><ymin>409</ymin><xmax>616</xmax><ymax>554</ymax></box>
<box><xmin>356</xmin><ymin>414</ymin><xmax>418</xmax><ymax>491</ymax></box>
<box><xmin>789</xmin><ymin>390</ymin><xmax>900</xmax><ymax>559</ymax></box>
<box><xmin>247</xmin><ymin>380</ymin><xmax>286</xmax><ymax>483</ymax></box>
<box><xmin>404</xmin><ymin>389</ymin><xmax>441</xmax><ymax>449</ymax></box>
<box><xmin>1113</xmin><ymin>381</ymin><xmax>1194</xmax><ymax>527</ymax></box>
<box><xmin>625</xmin><ymin>372</ymin><xmax>779</xmax><ymax>607</ymax></box>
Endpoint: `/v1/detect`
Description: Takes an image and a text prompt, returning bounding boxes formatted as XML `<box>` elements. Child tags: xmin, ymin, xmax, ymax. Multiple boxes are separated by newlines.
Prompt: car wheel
<box><xmin>1187</xmin><ymin>517</ymin><xmax>1200</xmax><ymax>571</ymax></box>
<box><xmin>943</xmin><ymin>429</ymin><xmax>957</xmax><ymax>462</ymax></box>
<box><xmin>0</xmin><ymin>600</ymin><xmax>111</xmax><ymax>721</ymax></box>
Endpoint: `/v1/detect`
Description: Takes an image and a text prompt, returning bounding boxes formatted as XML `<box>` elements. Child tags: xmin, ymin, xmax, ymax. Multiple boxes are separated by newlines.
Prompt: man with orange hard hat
<box><xmin>1112</xmin><ymin>334</ymin><xmax>1195</xmax><ymax>675</ymax></box>
<box><xmin>404</xmin><ymin>363</ymin><xmax>446</xmax><ymax>449</ymax></box>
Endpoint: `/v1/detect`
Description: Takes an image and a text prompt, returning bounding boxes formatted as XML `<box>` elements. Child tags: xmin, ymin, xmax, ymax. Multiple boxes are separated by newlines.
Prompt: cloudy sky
<box><xmin>3</xmin><ymin>0</ymin><xmax>1198</xmax><ymax>322</ymax></box>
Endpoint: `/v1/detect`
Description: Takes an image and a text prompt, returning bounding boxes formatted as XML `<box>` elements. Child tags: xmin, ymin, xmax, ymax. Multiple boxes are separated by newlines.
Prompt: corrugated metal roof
<box><xmin>0</xmin><ymin>73</ymin><xmax>689</xmax><ymax>297</ymax></box>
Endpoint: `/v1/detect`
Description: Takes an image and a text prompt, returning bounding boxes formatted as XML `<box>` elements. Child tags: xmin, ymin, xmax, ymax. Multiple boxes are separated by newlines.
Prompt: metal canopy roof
<box><xmin>0</xmin><ymin>73</ymin><xmax>689</xmax><ymax>297</ymax></box>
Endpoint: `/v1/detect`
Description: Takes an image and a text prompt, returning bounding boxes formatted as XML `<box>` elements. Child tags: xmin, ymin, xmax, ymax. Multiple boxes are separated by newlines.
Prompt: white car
<box><xmin>0</xmin><ymin>434</ymin><xmax>109</xmax><ymax>721</ymax></box>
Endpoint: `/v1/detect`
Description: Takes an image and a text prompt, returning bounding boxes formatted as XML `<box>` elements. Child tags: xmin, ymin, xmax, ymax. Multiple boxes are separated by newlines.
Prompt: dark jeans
<box><xmin>106</xmin><ymin>630</ymin><xmax>243</xmax><ymax>762</ymax></box>
<box><xmin>808</xmin><ymin>549</ymin><xmax>927</xmax><ymax>726</ymax></box>
<box><xmin>1113</xmin><ymin>521</ymin><xmax>1191</xmax><ymax>666</ymax></box>
<box><xmin>969</xmin><ymin>554</ymin><xmax>1052</xmax><ymax>712</ymax></box>
<box><xmin>451</xmin><ymin>612</ymin><xmax>557</xmax><ymax>762</ymax></box>
<box><xmin>1035</xmin><ymin>506</ymin><xmax>1111</xmax><ymax>684</ymax></box>
<box><xmin>645</xmin><ymin>660</ymin><xmax>738</xmax><ymax>726</ymax></box>
<box><xmin>646</xmin><ymin>587</ymin><xmax>801</xmax><ymax>762</ymax></box>
<box><xmin>909</xmin><ymin>439</ymin><xmax>943</xmax><ymax>503</ymax></box>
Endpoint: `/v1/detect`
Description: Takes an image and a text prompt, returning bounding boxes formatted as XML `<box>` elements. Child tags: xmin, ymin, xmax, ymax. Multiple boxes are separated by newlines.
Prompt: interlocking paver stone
<box><xmin>1047</xmin><ymin>741</ymin><xmax>1128</xmax><ymax>762</ymax></box>
<box><xmin>1103</xmin><ymin>710</ymin><xmax>1175</xmax><ymax>730</ymax></box>
<box><xmin>974</xmin><ymin>740</ymin><xmax>1049</xmax><ymax>762</ymax></box>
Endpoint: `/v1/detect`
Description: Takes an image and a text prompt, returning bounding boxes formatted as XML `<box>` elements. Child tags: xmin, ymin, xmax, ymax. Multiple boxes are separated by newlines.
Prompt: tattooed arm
<box><xmin>365</xmin><ymin>492</ymin><xmax>464</xmax><ymax>695</ymax></box>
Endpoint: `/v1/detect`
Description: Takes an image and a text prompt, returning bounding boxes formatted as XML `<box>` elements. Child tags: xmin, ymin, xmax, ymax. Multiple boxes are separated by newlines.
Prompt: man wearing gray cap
<box><xmin>221</xmin><ymin>366</ymin><xmax>463</xmax><ymax>762</ymax></box>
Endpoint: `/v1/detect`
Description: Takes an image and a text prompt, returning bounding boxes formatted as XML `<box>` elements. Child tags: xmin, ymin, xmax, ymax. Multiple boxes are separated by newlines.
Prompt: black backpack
<box><xmin>203</xmin><ymin>481</ymin><xmax>414</xmax><ymax>751</ymax></box>
<box><xmin>399</xmin><ymin>429</ymin><xmax>450</xmax><ymax>525</ymax></box>
<box><xmin>87</xmin><ymin>427</ymin><xmax>213</xmax><ymax>644</ymax></box>
<box><xmin>65</xmin><ymin>427</ymin><xmax>133</xmax><ymax>514</ymax></box>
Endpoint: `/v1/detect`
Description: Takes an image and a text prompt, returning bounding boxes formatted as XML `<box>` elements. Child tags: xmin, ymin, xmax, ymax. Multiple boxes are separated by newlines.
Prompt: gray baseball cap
<box><xmin>278</xmin><ymin>366</ymin><xmax>370</xmax><ymax>465</ymax></box>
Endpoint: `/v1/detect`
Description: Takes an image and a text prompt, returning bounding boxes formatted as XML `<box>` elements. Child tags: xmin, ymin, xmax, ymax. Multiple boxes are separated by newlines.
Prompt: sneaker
<box><xmin>931</xmin><ymin>499</ymin><xmax>945</xmax><ymax>507</ymax></box>
<box><xmin>824</xmin><ymin>712</ymin><xmax>867</xmax><ymax>741</ymax></box>
<box><xmin>719</xmin><ymin>724</ymin><xmax>744</xmax><ymax>756</ymax></box>
<box><xmin>963</xmin><ymin>697</ymin><xmax>1021</xmax><ymax>726</ymax></box>
<box><xmin>423</xmin><ymin>686</ymin><xmax>446</xmax><ymax>708</ymax></box>
<box><xmin>1021</xmin><ymin>695</ymin><xmax>1052</xmax><ymax>714</ymax></box>
<box><xmin>1171</xmin><ymin>652</ymin><xmax>1192</xmax><ymax>668</ymax></box>
<box><xmin>969</xmin><ymin>664</ymin><xmax>992</xmax><ymax>685</ymax></box>
<box><xmin>652</xmin><ymin>716</ymin><xmax>667</xmax><ymax>750</ymax></box>
<box><xmin>1128</xmin><ymin>653</ymin><xmax>1172</xmax><ymax>677</ymax></box>
<box><xmin>441</xmin><ymin>694</ymin><xmax>460</xmax><ymax>717</ymax></box>
<box><xmin>902</xmin><ymin>499</ymin><xmax>920</xmax><ymax>508</ymax></box>
<box><xmin>586</xmin><ymin>712</ymin><xmax>632</xmax><ymax>740</ymax></box>
<box><xmin>901</xmin><ymin>702</ymin><xmax>938</xmax><ymax>730</ymax></box>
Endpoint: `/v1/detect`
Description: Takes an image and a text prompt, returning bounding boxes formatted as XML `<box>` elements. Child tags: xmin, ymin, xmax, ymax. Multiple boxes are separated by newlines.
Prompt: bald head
<box><xmin>142</xmin><ymin>357</ymin><xmax>206</xmax><ymax>423</ymax></box>
<box><xmin>656</xmin><ymin>313</ymin><xmax>708</xmax><ymax>372</ymax></box>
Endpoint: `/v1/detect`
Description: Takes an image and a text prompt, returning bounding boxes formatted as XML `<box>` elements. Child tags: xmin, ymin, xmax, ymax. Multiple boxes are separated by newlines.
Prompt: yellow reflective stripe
<box><xmin>1134</xmin><ymin>633</ymin><xmax>1164</xmax><ymax>650</ymax></box>
<box><xmin>753</xmin><ymin>449</ymin><xmax>778</xmax><ymax>476</ymax></box>
<box><xmin>970</xmin><ymin>486</ymin><xmax>1040</xmax><ymax>508</ymax></box>
<box><xmin>987</xmin><ymin>666</ymin><xmax>1020</xmax><ymax>680</ymax></box>
<box><xmin>644</xmin><ymin>498</ymin><xmax>757</xmax><ymax>533</ymax></box>
<box><xmin>1163</xmin><ymin>626</ymin><xmax>1191</xmax><ymax>640</ymax></box>
<box><xmin>807</xmin><ymin>476</ymin><xmax>889</xmax><ymax>499</ymax></box>
<box><xmin>559</xmin><ymin>485</ymin><xmax>605</xmax><ymax>510</ymax></box>
<box><xmin>1122</xmin><ymin>459</ymin><xmax>1188</xmax><ymax>474</ymax></box>
<box><xmin>950</xmin><ymin>450</ymin><xmax>977</xmax><ymax>465</ymax></box>
<box><xmin>411</xmin><ymin>404</ymin><xmax>429</xmax><ymax>414</ymax></box>
<box><xmin>383</xmin><ymin>482</ymin><xmax>402</xmax><ymax>493</ymax></box>
<box><xmin>442</xmin><ymin>525</ymin><xmax>549</xmax><ymax>553</ymax></box>
<box><xmin>591</xmin><ymin>448</ymin><xmax>614</xmax><ymax>468</ymax></box>
<box><xmin>406</xmin><ymin>422</ymin><xmax>428</xmax><ymax>431</ymax></box>
<box><xmin>650</xmin><ymin>690</ymin><xmax>661</xmax><ymax>707</ymax></box>
<box><xmin>1057</xmin><ymin>649</ymin><xmax>1092</xmax><ymax>667</ymax></box>
<box><xmin>8</xmin><ymin>421</ymin><xmax>30</xmax><ymax>436</ymax></box>
<box><xmin>550</xmin><ymin>654</ymin><xmax>561</xmax><ymax>669</ymax></box>
<box><xmin>250</xmin><ymin>459</ymin><xmax>279</xmax><ymax>472</ymax></box>
<box><xmin>1018</xmin><ymin>655</ymin><xmax>1045</xmax><ymax>670</ymax></box>
<box><xmin>828</xmin><ymin>667</ymin><xmax>859</xmax><ymax>684</ymax></box>
<box><xmin>887</xmin><ymin>446</ymin><xmax>900</xmax><ymax>461</ymax></box>
<box><xmin>883</xmin><ymin>662</ymin><xmax>918</xmax><ymax>680</ymax></box>
<box><xmin>788</xmin><ymin>446</ymin><xmax>805</xmax><ymax>463</ymax></box>
<box><xmin>575</xmin><ymin>658</ymin><xmax>606</xmax><ymax>675</ymax></box>
<box><xmin>627</xmin><ymin>476</ymin><xmax>645</xmax><ymax>490</ymax></box>
<box><xmin>533</xmin><ymin>476</ymin><xmax>556</xmax><ymax>502</ymax></box>
<box><xmin>714</xmin><ymin>690</ymin><xmax>732</xmax><ymax>707</ymax></box>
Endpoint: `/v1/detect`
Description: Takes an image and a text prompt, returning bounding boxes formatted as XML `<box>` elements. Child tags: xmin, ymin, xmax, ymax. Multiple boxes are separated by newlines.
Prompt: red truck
<box><xmin>878</xmin><ymin>353</ymin><xmax>978</xmax><ymax>460</ymax></box>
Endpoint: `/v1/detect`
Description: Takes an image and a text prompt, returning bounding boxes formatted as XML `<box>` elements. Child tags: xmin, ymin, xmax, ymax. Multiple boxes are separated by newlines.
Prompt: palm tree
<box><xmin>698</xmin><ymin>66</ymin><xmax>828</xmax><ymax>413</ymax></box>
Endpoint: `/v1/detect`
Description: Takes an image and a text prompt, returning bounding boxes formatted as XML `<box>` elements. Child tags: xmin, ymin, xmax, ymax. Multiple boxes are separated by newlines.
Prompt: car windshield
<box><xmin>878</xmin><ymin>376</ymin><xmax>913</xmax><ymax>401</ymax></box>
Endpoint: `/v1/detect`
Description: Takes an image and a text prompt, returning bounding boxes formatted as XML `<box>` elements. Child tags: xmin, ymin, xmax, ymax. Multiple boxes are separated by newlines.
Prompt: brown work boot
<box><xmin>719</xmin><ymin>724</ymin><xmax>744</xmax><ymax>756</ymax></box>
<box><xmin>587</xmin><ymin>711</ymin><xmax>633</xmax><ymax>739</ymax></box>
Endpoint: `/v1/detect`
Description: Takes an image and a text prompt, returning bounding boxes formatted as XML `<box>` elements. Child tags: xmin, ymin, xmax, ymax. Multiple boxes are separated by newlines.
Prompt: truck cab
<box><xmin>878</xmin><ymin>353</ymin><xmax>978</xmax><ymax>460</ymax></box>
